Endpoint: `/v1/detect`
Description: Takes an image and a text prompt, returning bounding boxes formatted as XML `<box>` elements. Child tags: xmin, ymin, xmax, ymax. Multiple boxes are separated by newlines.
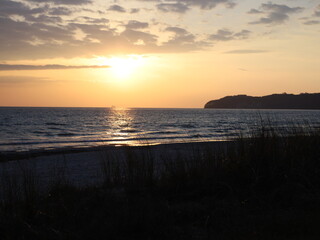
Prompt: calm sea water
<box><xmin>0</xmin><ymin>107</ymin><xmax>320</xmax><ymax>152</ymax></box>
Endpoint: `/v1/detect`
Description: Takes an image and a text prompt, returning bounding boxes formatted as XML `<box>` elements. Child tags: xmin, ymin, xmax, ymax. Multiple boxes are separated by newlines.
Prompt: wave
<box><xmin>32</xmin><ymin>131</ymin><xmax>55</xmax><ymax>136</ymax></box>
<box><xmin>119</xmin><ymin>129</ymin><xmax>139</xmax><ymax>133</ymax></box>
<box><xmin>180</xmin><ymin>124</ymin><xmax>196</xmax><ymax>129</ymax></box>
<box><xmin>149</xmin><ymin>131</ymin><xmax>178</xmax><ymax>135</ymax></box>
<box><xmin>48</xmin><ymin>127</ymin><xmax>62</xmax><ymax>130</ymax></box>
<box><xmin>45</xmin><ymin>122</ymin><xmax>67</xmax><ymax>126</ymax></box>
<box><xmin>57</xmin><ymin>132</ymin><xmax>77</xmax><ymax>137</ymax></box>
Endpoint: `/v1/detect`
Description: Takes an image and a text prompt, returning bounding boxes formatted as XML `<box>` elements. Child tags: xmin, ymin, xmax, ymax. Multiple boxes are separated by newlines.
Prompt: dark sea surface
<box><xmin>0</xmin><ymin>107</ymin><xmax>320</xmax><ymax>152</ymax></box>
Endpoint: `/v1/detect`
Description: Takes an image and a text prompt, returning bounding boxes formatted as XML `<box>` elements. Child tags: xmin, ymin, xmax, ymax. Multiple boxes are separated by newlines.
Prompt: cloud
<box><xmin>0</xmin><ymin>16</ymin><xmax>147</xmax><ymax>60</ymax></box>
<box><xmin>0</xmin><ymin>0</ymin><xmax>214</xmax><ymax>59</ymax></box>
<box><xmin>0</xmin><ymin>64</ymin><xmax>110</xmax><ymax>71</ymax></box>
<box><xmin>0</xmin><ymin>16</ymin><xmax>206</xmax><ymax>60</ymax></box>
<box><xmin>181</xmin><ymin>0</ymin><xmax>236</xmax><ymax>10</ymax></box>
<box><xmin>0</xmin><ymin>0</ymin><xmax>47</xmax><ymax>18</ymax></box>
<box><xmin>28</xmin><ymin>0</ymin><xmax>92</xmax><ymax>5</ymax></box>
<box><xmin>300</xmin><ymin>5</ymin><xmax>320</xmax><ymax>25</ymax></box>
<box><xmin>125</xmin><ymin>20</ymin><xmax>149</xmax><ymax>29</ymax></box>
<box><xmin>314</xmin><ymin>5</ymin><xmax>320</xmax><ymax>17</ymax></box>
<box><xmin>49</xmin><ymin>7</ymin><xmax>73</xmax><ymax>16</ymax></box>
<box><xmin>130</xmin><ymin>8</ymin><xmax>140</xmax><ymax>14</ymax></box>
<box><xmin>25</xmin><ymin>14</ymin><xmax>63</xmax><ymax>24</ymax></box>
<box><xmin>209</xmin><ymin>29</ymin><xmax>251</xmax><ymax>41</ymax></box>
<box><xmin>247</xmin><ymin>9</ymin><xmax>264</xmax><ymax>14</ymax></box>
<box><xmin>162</xmin><ymin>26</ymin><xmax>211</xmax><ymax>52</ymax></box>
<box><xmin>224</xmin><ymin>49</ymin><xmax>268</xmax><ymax>54</ymax></box>
<box><xmin>0</xmin><ymin>76</ymin><xmax>51</xmax><ymax>85</ymax></box>
<box><xmin>249</xmin><ymin>3</ymin><xmax>304</xmax><ymax>25</ymax></box>
<box><xmin>303</xmin><ymin>20</ymin><xmax>320</xmax><ymax>25</ymax></box>
<box><xmin>157</xmin><ymin>3</ymin><xmax>190</xmax><ymax>13</ymax></box>
<box><xmin>120</xmin><ymin>29</ymin><xmax>157</xmax><ymax>45</ymax></box>
<box><xmin>261</xmin><ymin>3</ymin><xmax>303</xmax><ymax>14</ymax></box>
<box><xmin>0</xmin><ymin>0</ymin><xmax>73</xmax><ymax>24</ymax></box>
<box><xmin>136</xmin><ymin>0</ymin><xmax>235</xmax><ymax>11</ymax></box>
<box><xmin>233</xmin><ymin>30</ymin><xmax>251</xmax><ymax>38</ymax></box>
<box><xmin>165</xmin><ymin>27</ymin><xmax>189</xmax><ymax>35</ymax></box>
<box><xmin>108</xmin><ymin>5</ymin><xmax>126</xmax><ymax>13</ymax></box>
<box><xmin>80</xmin><ymin>17</ymin><xmax>109</xmax><ymax>24</ymax></box>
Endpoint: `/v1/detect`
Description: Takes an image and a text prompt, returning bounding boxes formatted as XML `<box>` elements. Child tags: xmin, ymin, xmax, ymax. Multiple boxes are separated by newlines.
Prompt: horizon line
<box><xmin>0</xmin><ymin>106</ymin><xmax>204</xmax><ymax>109</ymax></box>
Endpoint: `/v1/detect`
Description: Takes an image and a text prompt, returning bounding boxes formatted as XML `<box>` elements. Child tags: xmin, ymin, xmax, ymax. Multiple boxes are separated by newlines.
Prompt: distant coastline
<box><xmin>204</xmin><ymin>93</ymin><xmax>320</xmax><ymax>109</ymax></box>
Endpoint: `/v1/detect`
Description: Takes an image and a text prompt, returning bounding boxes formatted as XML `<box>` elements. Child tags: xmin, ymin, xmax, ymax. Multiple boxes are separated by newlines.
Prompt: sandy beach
<box><xmin>0</xmin><ymin>141</ymin><xmax>235</xmax><ymax>189</ymax></box>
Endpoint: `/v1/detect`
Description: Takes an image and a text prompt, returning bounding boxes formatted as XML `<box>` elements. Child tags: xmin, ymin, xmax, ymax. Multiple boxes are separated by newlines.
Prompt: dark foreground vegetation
<box><xmin>1</xmin><ymin>127</ymin><xmax>320</xmax><ymax>239</ymax></box>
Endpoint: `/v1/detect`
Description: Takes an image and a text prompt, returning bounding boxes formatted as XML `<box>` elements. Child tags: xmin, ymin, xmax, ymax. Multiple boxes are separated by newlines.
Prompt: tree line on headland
<box><xmin>204</xmin><ymin>93</ymin><xmax>320</xmax><ymax>109</ymax></box>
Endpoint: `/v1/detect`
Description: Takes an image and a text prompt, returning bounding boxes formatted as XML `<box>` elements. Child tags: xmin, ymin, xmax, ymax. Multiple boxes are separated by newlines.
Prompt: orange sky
<box><xmin>0</xmin><ymin>0</ymin><xmax>319</xmax><ymax>108</ymax></box>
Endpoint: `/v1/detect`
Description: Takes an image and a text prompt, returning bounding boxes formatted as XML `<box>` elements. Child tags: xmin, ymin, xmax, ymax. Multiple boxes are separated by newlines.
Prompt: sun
<box><xmin>106</xmin><ymin>55</ymin><xmax>145</xmax><ymax>79</ymax></box>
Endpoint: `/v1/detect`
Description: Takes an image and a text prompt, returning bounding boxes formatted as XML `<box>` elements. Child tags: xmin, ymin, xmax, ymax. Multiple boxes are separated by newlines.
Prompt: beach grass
<box><xmin>1</xmin><ymin>126</ymin><xmax>320</xmax><ymax>239</ymax></box>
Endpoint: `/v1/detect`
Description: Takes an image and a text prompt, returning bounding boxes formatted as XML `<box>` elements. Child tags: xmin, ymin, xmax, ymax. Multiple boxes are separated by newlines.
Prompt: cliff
<box><xmin>204</xmin><ymin>93</ymin><xmax>320</xmax><ymax>109</ymax></box>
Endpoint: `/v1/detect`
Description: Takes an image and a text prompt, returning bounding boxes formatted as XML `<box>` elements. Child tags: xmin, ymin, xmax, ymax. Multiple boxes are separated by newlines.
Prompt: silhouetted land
<box><xmin>205</xmin><ymin>93</ymin><xmax>320</xmax><ymax>109</ymax></box>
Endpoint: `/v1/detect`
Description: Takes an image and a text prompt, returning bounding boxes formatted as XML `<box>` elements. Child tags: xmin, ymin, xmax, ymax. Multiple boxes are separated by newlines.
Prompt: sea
<box><xmin>0</xmin><ymin>107</ymin><xmax>320</xmax><ymax>153</ymax></box>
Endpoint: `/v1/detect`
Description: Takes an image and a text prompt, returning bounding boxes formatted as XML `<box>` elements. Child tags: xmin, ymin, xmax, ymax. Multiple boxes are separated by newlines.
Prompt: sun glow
<box><xmin>103</xmin><ymin>55</ymin><xmax>146</xmax><ymax>79</ymax></box>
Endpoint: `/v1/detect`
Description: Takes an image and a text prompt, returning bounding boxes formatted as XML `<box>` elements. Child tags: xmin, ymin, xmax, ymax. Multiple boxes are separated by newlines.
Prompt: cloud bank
<box><xmin>0</xmin><ymin>64</ymin><xmax>110</xmax><ymax>71</ymax></box>
<box><xmin>28</xmin><ymin>0</ymin><xmax>92</xmax><ymax>5</ymax></box>
<box><xmin>0</xmin><ymin>0</ymin><xmax>317</xmax><ymax>61</ymax></box>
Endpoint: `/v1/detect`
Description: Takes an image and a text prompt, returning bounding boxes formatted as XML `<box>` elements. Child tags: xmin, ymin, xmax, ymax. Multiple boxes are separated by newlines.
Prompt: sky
<box><xmin>0</xmin><ymin>0</ymin><xmax>319</xmax><ymax>108</ymax></box>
